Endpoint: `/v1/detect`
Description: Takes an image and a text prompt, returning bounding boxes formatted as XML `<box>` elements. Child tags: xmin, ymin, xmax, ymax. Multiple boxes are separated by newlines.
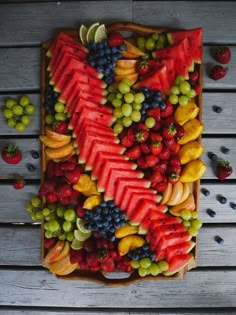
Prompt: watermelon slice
<box><xmin>167</xmin><ymin>28</ymin><xmax>203</xmax><ymax>63</ymax></box>
<box><xmin>131</xmin><ymin>202</ymin><xmax>168</xmax><ymax>226</ymax></box>
<box><xmin>164</xmin><ymin>253</ymin><xmax>193</xmax><ymax>276</ymax></box>
<box><xmin>141</xmin><ymin>211</ymin><xmax>180</xmax><ymax>231</ymax></box>
<box><xmin>73</xmin><ymin>117</ymin><xmax>114</xmax><ymax>139</ymax></box>
<box><xmin>155</xmin><ymin>231</ymin><xmax>191</xmax><ymax>254</ymax></box>
<box><xmin>134</xmin><ymin>67</ymin><xmax>164</xmax><ymax>92</ymax></box>
<box><xmin>153</xmin><ymin>59</ymin><xmax>176</xmax><ymax>87</ymax></box>
<box><xmin>165</xmin><ymin>241</ymin><xmax>195</xmax><ymax>262</ymax></box>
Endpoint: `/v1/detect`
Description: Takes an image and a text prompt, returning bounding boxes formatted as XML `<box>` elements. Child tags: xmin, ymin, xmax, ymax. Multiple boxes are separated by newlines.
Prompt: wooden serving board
<box><xmin>41</xmin><ymin>22</ymin><xmax>202</xmax><ymax>285</ymax></box>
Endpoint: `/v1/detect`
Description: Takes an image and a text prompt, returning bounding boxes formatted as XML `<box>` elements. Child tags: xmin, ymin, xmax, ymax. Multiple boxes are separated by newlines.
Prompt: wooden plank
<box><xmin>0</xmin><ymin>139</ymin><xmax>40</xmax><ymax>179</ymax></box>
<box><xmin>0</xmin><ymin>94</ymin><xmax>41</xmax><ymax>135</ymax></box>
<box><xmin>0</xmin><ymin>269</ymin><xmax>236</xmax><ymax>307</ymax></box>
<box><xmin>133</xmin><ymin>1</ymin><xmax>236</xmax><ymax>44</ymax></box>
<box><xmin>0</xmin><ymin>1</ymin><xmax>132</xmax><ymax>46</ymax></box>
<box><xmin>1</xmin><ymin>225</ymin><xmax>235</xmax><ymax>267</ymax></box>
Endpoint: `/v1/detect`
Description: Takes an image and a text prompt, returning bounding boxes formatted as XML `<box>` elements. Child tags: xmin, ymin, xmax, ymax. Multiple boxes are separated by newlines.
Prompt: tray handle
<box><xmin>106</xmin><ymin>22</ymin><xmax>171</xmax><ymax>35</ymax></box>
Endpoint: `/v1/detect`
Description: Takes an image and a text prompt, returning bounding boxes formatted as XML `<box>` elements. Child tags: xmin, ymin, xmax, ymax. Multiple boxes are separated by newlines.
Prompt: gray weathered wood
<box><xmin>0</xmin><ymin>1</ymin><xmax>132</xmax><ymax>46</ymax></box>
<box><xmin>1</xmin><ymin>225</ymin><xmax>235</xmax><ymax>267</ymax></box>
<box><xmin>0</xmin><ymin>268</ymin><xmax>236</xmax><ymax>307</ymax></box>
<box><xmin>0</xmin><ymin>139</ymin><xmax>40</xmax><ymax>179</ymax></box>
<box><xmin>133</xmin><ymin>1</ymin><xmax>236</xmax><ymax>44</ymax></box>
<box><xmin>0</xmin><ymin>94</ymin><xmax>41</xmax><ymax>135</ymax></box>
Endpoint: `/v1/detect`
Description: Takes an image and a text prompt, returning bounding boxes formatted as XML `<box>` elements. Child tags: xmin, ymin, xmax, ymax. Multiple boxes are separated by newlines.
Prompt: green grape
<box><xmin>64</xmin><ymin>209</ymin><xmax>76</xmax><ymax>222</ymax></box>
<box><xmin>55</xmin><ymin>112</ymin><xmax>67</xmax><ymax>121</ymax></box>
<box><xmin>134</xmin><ymin>92</ymin><xmax>145</xmax><ymax>103</ymax></box>
<box><xmin>159</xmin><ymin>33</ymin><xmax>167</xmax><ymax>43</ymax></box>
<box><xmin>178</xmin><ymin>95</ymin><xmax>189</xmax><ymax>106</ymax></box>
<box><xmin>47</xmin><ymin>203</ymin><xmax>57</xmax><ymax>211</ymax></box>
<box><xmin>131</xmin><ymin>110</ymin><xmax>141</xmax><ymax>122</ymax></box>
<box><xmin>191</xmin><ymin>211</ymin><xmax>198</xmax><ymax>219</ymax></box>
<box><xmin>5</xmin><ymin>98</ymin><xmax>17</xmax><ymax>109</ymax></box>
<box><xmin>113</xmin><ymin>108</ymin><xmax>123</xmax><ymax>119</ymax></box>
<box><xmin>180</xmin><ymin>209</ymin><xmax>192</xmax><ymax>221</ymax></box>
<box><xmin>175</xmin><ymin>75</ymin><xmax>186</xmax><ymax>85</ymax></box>
<box><xmin>137</xmin><ymin>36</ymin><xmax>146</xmax><ymax>50</ymax></box>
<box><xmin>7</xmin><ymin>118</ymin><xmax>16</xmax><ymax>128</ymax></box>
<box><xmin>21</xmin><ymin>115</ymin><xmax>31</xmax><ymax>126</ymax></box>
<box><xmin>179</xmin><ymin>81</ymin><xmax>191</xmax><ymax>95</ymax></box>
<box><xmin>45</xmin><ymin>230</ymin><xmax>53</xmax><ymax>239</ymax></box>
<box><xmin>149</xmin><ymin>263</ymin><xmax>161</xmax><ymax>276</ymax></box>
<box><xmin>66</xmin><ymin>231</ymin><xmax>74</xmax><ymax>242</ymax></box>
<box><xmin>58</xmin><ymin>233</ymin><xmax>66</xmax><ymax>241</ymax></box>
<box><xmin>151</xmin><ymin>33</ymin><xmax>159</xmax><ymax>41</ymax></box>
<box><xmin>3</xmin><ymin>108</ymin><xmax>13</xmax><ymax>119</ymax></box>
<box><xmin>31</xmin><ymin>196</ymin><xmax>42</xmax><ymax>207</ymax></box>
<box><xmin>42</xmin><ymin>207</ymin><xmax>50</xmax><ymax>217</ymax></box>
<box><xmin>140</xmin><ymin>257</ymin><xmax>152</xmax><ymax>268</ymax></box>
<box><xmin>169</xmin><ymin>94</ymin><xmax>179</xmax><ymax>105</ymax></box>
<box><xmin>132</xmin><ymin>102</ymin><xmax>142</xmax><ymax>110</ymax></box>
<box><xmin>145</xmin><ymin>38</ymin><xmax>155</xmax><ymax>51</ymax></box>
<box><xmin>116</xmin><ymin>92</ymin><xmax>123</xmax><ymax>100</ymax></box>
<box><xmin>155</xmin><ymin>41</ymin><xmax>164</xmax><ymax>50</ymax></box>
<box><xmin>107</xmin><ymin>92</ymin><xmax>116</xmax><ymax>102</ymax></box>
<box><xmin>124</xmin><ymin>92</ymin><xmax>134</xmax><ymax>104</ymax></box>
<box><xmin>44</xmin><ymin>222</ymin><xmax>50</xmax><ymax>231</ymax></box>
<box><xmin>62</xmin><ymin>220</ymin><xmax>73</xmax><ymax>232</ymax></box>
<box><xmin>118</xmin><ymin>80</ymin><xmax>130</xmax><ymax>94</ymax></box>
<box><xmin>188</xmin><ymin>226</ymin><xmax>198</xmax><ymax>237</ymax></box>
<box><xmin>31</xmin><ymin>211</ymin><xmax>37</xmax><ymax>220</ymax></box>
<box><xmin>170</xmin><ymin>86</ymin><xmax>180</xmax><ymax>95</ymax></box>
<box><xmin>48</xmin><ymin>220</ymin><xmax>60</xmax><ymax>232</ymax></box>
<box><xmin>56</xmin><ymin>206</ymin><xmax>65</xmax><ymax>218</ymax></box>
<box><xmin>158</xmin><ymin>260</ymin><xmax>169</xmax><ymax>272</ymax></box>
<box><xmin>25</xmin><ymin>104</ymin><xmax>36</xmax><ymax>114</ymax></box>
<box><xmin>191</xmin><ymin>219</ymin><xmax>203</xmax><ymax>230</ymax></box>
<box><xmin>138</xmin><ymin>266</ymin><xmax>148</xmax><ymax>277</ymax></box>
<box><xmin>45</xmin><ymin>114</ymin><xmax>55</xmax><ymax>125</ymax></box>
<box><xmin>122</xmin><ymin>116</ymin><xmax>132</xmax><ymax>127</ymax></box>
<box><xmin>112</xmin><ymin>98</ymin><xmax>122</xmax><ymax>108</ymax></box>
<box><xmin>113</xmin><ymin>123</ymin><xmax>123</xmax><ymax>134</ymax></box>
<box><xmin>182</xmin><ymin>220</ymin><xmax>191</xmax><ymax>228</ymax></box>
<box><xmin>26</xmin><ymin>203</ymin><xmax>34</xmax><ymax>212</ymax></box>
<box><xmin>187</xmin><ymin>88</ymin><xmax>197</xmax><ymax>98</ymax></box>
<box><xmin>12</xmin><ymin>105</ymin><xmax>23</xmax><ymax>115</ymax></box>
<box><xmin>131</xmin><ymin>260</ymin><xmax>140</xmax><ymax>269</ymax></box>
<box><xmin>15</xmin><ymin>122</ymin><xmax>26</xmax><ymax>132</ymax></box>
<box><xmin>121</xmin><ymin>103</ymin><xmax>132</xmax><ymax>117</ymax></box>
<box><xmin>54</xmin><ymin>102</ymin><xmax>65</xmax><ymax>113</ymax></box>
<box><xmin>145</xmin><ymin>117</ymin><xmax>156</xmax><ymax>128</ymax></box>
<box><xmin>36</xmin><ymin>211</ymin><xmax>44</xmax><ymax>220</ymax></box>
<box><xmin>19</xmin><ymin>95</ymin><xmax>30</xmax><ymax>107</ymax></box>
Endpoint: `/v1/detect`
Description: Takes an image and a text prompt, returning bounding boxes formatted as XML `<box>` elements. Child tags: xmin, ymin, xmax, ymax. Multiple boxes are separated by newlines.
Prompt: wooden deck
<box><xmin>0</xmin><ymin>1</ymin><xmax>236</xmax><ymax>313</ymax></box>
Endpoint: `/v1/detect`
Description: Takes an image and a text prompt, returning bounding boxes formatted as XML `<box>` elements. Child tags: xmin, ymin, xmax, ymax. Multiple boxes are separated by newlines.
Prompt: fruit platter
<box><xmin>34</xmin><ymin>21</ymin><xmax>206</xmax><ymax>285</ymax></box>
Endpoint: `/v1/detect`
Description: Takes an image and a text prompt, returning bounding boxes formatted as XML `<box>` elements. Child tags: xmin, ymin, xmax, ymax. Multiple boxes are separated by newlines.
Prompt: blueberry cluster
<box><xmin>87</xmin><ymin>40</ymin><xmax>126</xmax><ymax>85</ymax></box>
<box><xmin>84</xmin><ymin>200</ymin><xmax>126</xmax><ymax>241</ymax></box>
<box><xmin>44</xmin><ymin>85</ymin><xmax>59</xmax><ymax>115</ymax></box>
<box><xmin>128</xmin><ymin>243</ymin><xmax>156</xmax><ymax>261</ymax></box>
<box><xmin>139</xmin><ymin>88</ymin><xmax>166</xmax><ymax>121</ymax></box>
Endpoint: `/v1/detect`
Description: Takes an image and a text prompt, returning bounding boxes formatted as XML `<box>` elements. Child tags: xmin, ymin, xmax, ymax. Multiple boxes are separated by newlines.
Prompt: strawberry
<box><xmin>163</xmin><ymin>116</ymin><xmax>175</xmax><ymax>126</ymax></box>
<box><xmin>164</xmin><ymin>138</ymin><xmax>180</xmax><ymax>153</ymax></box>
<box><xmin>59</xmin><ymin>161</ymin><xmax>76</xmax><ymax>171</ymax></box>
<box><xmin>102</xmin><ymin>257</ymin><xmax>116</xmax><ymax>272</ymax></box>
<box><xmin>154</xmin><ymin>181</ymin><xmax>168</xmax><ymax>192</ymax></box>
<box><xmin>39</xmin><ymin>177</ymin><xmax>57</xmax><ymax>196</ymax></box>
<box><xmin>137</xmin><ymin>156</ymin><xmax>148</xmax><ymax>169</ymax></box>
<box><xmin>147</xmin><ymin>107</ymin><xmax>161</xmax><ymax>121</ymax></box>
<box><xmin>13</xmin><ymin>177</ymin><xmax>25</xmax><ymax>190</ymax></box>
<box><xmin>125</xmin><ymin>145</ymin><xmax>141</xmax><ymax>160</ymax></box>
<box><xmin>216</xmin><ymin>159</ymin><xmax>233</xmax><ymax>180</ymax></box>
<box><xmin>150</xmin><ymin>141</ymin><xmax>163</xmax><ymax>156</ymax></box>
<box><xmin>175</xmin><ymin>123</ymin><xmax>185</xmax><ymax>140</ymax></box>
<box><xmin>1</xmin><ymin>144</ymin><xmax>22</xmax><ymax>164</ymax></box>
<box><xmin>46</xmin><ymin>160</ymin><xmax>56</xmax><ymax>178</ymax></box>
<box><xmin>57</xmin><ymin>182</ymin><xmax>73</xmax><ymax>198</ymax></box>
<box><xmin>54</xmin><ymin>121</ymin><xmax>68</xmax><ymax>134</ymax></box>
<box><xmin>153</xmin><ymin>160</ymin><xmax>168</xmax><ymax>175</ymax></box>
<box><xmin>46</xmin><ymin>191</ymin><xmax>58</xmax><ymax>203</ymax></box>
<box><xmin>108</xmin><ymin>32</ymin><xmax>124</xmax><ymax>47</ymax></box>
<box><xmin>210</xmin><ymin>65</ymin><xmax>227</xmax><ymax>80</ymax></box>
<box><xmin>215</xmin><ymin>47</ymin><xmax>231</xmax><ymax>64</ymax></box>
<box><xmin>145</xmin><ymin>154</ymin><xmax>159</xmax><ymax>167</ymax></box>
<box><xmin>70</xmin><ymin>249</ymin><xmax>85</xmax><ymax>264</ymax></box>
<box><xmin>169</xmin><ymin>155</ymin><xmax>181</xmax><ymax>167</ymax></box>
<box><xmin>160</xmin><ymin>100</ymin><xmax>173</xmax><ymax>118</ymax></box>
<box><xmin>189</xmin><ymin>70</ymin><xmax>199</xmax><ymax>84</ymax></box>
<box><xmin>169</xmin><ymin>164</ymin><xmax>181</xmax><ymax>175</ymax></box>
<box><xmin>44</xmin><ymin>237</ymin><xmax>57</xmax><ymax>249</ymax></box>
<box><xmin>121</xmin><ymin>135</ymin><xmax>134</xmax><ymax>148</ymax></box>
<box><xmin>193</xmin><ymin>84</ymin><xmax>202</xmax><ymax>96</ymax></box>
<box><xmin>168</xmin><ymin>172</ymin><xmax>180</xmax><ymax>184</ymax></box>
<box><xmin>134</xmin><ymin>123</ymin><xmax>149</xmax><ymax>143</ymax></box>
<box><xmin>68</xmin><ymin>189</ymin><xmax>81</xmax><ymax>205</ymax></box>
<box><xmin>64</xmin><ymin>165</ymin><xmax>83</xmax><ymax>184</ymax></box>
<box><xmin>158</xmin><ymin>146</ymin><xmax>171</xmax><ymax>160</ymax></box>
<box><xmin>55</xmin><ymin>163</ymin><xmax>64</xmax><ymax>176</ymax></box>
<box><xmin>136</xmin><ymin>58</ymin><xmax>150</xmax><ymax>76</ymax></box>
<box><xmin>149</xmin><ymin>132</ymin><xmax>163</xmax><ymax>142</ymax></box>
<box><xmin>140</xmin><ymin>142</ymin><xmax>150</xmax><ymax>154</ymax></box>
<box><xmin>149</xmin><ymin>171</ymin><xmax>163</xmax><ymax>184</ymax></box>
<box><xmin>162</xmin><ymin>123</ymin><xmax>177</xmax><ymax>139</ymax></box>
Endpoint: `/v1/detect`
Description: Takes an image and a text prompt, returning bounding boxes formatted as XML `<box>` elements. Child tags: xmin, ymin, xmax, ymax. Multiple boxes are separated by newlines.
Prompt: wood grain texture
<box><xmin>0</xmin><ymin>139</ymin><xmax>40</xmax><ymax>179</ymax></box>
<box><xmin>133</xmin><ymin>1</ymin><xmax>236</xmax><ymax>44</ymax></box>
<box><xmin>0</xmin><ymin>94</ymin><xmax>41</xmax><ymax>135</ymax></box>
<box><xmin>1</xmin><ymin>312</ymin><xmax>235</xmax><ymax>315</ymax></box>
<box><xmin>0</xmin><ymin>269</ymin><xmax>236</xmax><ymax>307</ymax></box>
<box><xmin>0</xmin><ymin>1</ymin><xmax>132</xmax><ymax>46</ymax></box>
<box><xmin>1</xmin><ymin>225</ymin><xmax>235</xmax><ymax>267</ymax></box>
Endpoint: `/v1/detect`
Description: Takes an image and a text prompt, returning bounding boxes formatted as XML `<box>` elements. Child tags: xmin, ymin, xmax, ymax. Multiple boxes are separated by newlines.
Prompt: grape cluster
<box><xmin>131</xmin><ymin>257</ymin><xmax>169</xmax><ymax>277</ymax></box>
<box><xmin>168</xmin><ymin>75</ymin><xmax>197</xmax><ymax>106</ymax></box>
<box><xmin>128</xmin><ymin>243</ymin><xmax>156</xmax><ymax>261</ymax></box>
<box><xmin>180</xmin><ymin>210</ymin><xmax>202</xmax><ymax>237</ymax></box>
<box><xmin>2</xmin><ymin>95</ymin><xmax>36</xmax><ymax>132</ymax></box>
<box><xmin>87</xmin><ymin>40</ymin><xmax>126</xmax><ymax>85</ymax></box>
<box><xmin>83</xmin><ymin>200</ymin><xmax>126</xmax><ymax>241</ymax></box>
<box><xmin>136</xmin><ymin>32</ymin><xmax>168</xmax><ymax>53</ymax></box>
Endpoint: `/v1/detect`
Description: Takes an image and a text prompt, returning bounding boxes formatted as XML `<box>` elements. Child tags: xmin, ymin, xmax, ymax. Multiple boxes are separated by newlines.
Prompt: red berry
<box><xmin>210</xmin><ymin>65</ymin><xmax>227</xmax><ymax>80</ymax></box>
<box><xmin>160</xmin><ymin>100</ymin><xmax>174</xmax><ymax>118</ymax></box>
<box><xmin>46</xmin><ymin>191</ymin><xmax>58</xmax><ymax>203</ymax></box>
<box><xmin>153</xmin><ymin>160</ymin><xmax>168</xmax><ymax>175</ymax></box>
<box><xmin>125</xmin><ymin>145</ymin><xmax>141</xmax><ymax>160</ymax></box>
<box><xmin>154</xmin><ymin>181</ymin><xmax>168</xmax><ymax>192</ymax></box>
<box><xmin>54</xmin><ymin>121</ymin><xmax>68</xmax><ymax>134</ymax></box>
<box><xmin>189</xmin><ymin>70</ymin><xmax>199</xmax><ymax>84</ymax></box>
<box><xmin>107</xmin><ymin>32</ymin><xmax>124</xmax><ymax>47</ymax></box>
<box><xmin>1</xmin><ymin>144</ymin><xmax>22</xmax><ymax>165</ymax></box>
<box><xmin>216</xmin><ymin>159</ymin><xmax>233</xmax><ymax>180</ymax></box>
<box><xmin>13</xmin><ymin>176</ymin><xmax>25</xmax><ymax>190</ymax></box>
<box><xmin>145</xmin><ymin>154</ymin><xmax>159</xmax><ymax>167</ymax></box>
<box><xmin>215</xmin><ymin>47</ymin><xmax>231</xmax><ymax>64</ymax></box>
<box><xmin>44</xmin><ymin>237</ymin><xmax>57</xmax><ymax>249</ymax></box>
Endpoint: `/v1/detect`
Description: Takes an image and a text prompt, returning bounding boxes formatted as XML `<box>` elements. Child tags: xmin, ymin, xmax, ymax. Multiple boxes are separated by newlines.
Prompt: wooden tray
<box><xmin>41</xmin><ymin>22</ymin><xmax>202</xmax><ymax>285</ymax></box>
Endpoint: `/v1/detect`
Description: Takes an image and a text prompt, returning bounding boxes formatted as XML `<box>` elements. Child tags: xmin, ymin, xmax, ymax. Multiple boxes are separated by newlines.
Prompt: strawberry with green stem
<box><xmin>1</xmin><ymin>144</ymin><xmax>22</xmax><ymax>164</ymax></box>
<box><xmin>13</xmin><ymin>177</ymin><xmax>25</xmax><ymax>190</ymax></box>
<box><xmin>216</xmin><ymin>159</ymin><xmax>233</xmax><ymax>180</ymax></box>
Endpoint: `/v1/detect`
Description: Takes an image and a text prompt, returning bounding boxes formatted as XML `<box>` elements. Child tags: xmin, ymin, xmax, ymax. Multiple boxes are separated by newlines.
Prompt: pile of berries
<box><xmin>128</xmin><ymin>244</ymin><xmax>156</xmax><ymax>261</ymax></box>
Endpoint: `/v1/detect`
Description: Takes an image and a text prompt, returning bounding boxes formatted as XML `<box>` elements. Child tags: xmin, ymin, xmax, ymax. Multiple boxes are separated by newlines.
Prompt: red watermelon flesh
<box><xmin>155</xmin><ymin>66</ymin><xmax>171</xmax><ymax>95</ymax></box>
<box><xmin>134</xmin><ymin>68</ymin><xmax>164</xmax><ymax>93</ymax></box>
<box><xmin>73</xmin><ymin>117</ymin><xmax>114</xmax><ymax>138</ymax></box>
<box><xmin>70</xmin><ymin>69</ymin><xmax>107</xmax><ymax>88</ymax></box>
<box><xmin>73</xmin><ymin>99</ymin><xmax>111</xmax><ymax>117</ymax></box>
<box><xmin>92</xmin><ymin>156</ymin><xmax>129</xmax><ymax>180</ymax></box>
<box><xmin>131</xmin><ymin>202</ymin><xmax>168</xmax><ymax>226</ymax></box>
<box><xmin>155</xmin><ymin>231</ymin><xmax>191</xmax><ymax>254</ymax></box>
<box><xmin>167</xmin><ymin>28</ymin><xmax>203</xmax><ymax>63</ymax></box>
<box><xmin>79</xmin><ymin>140</ymin><xmax>125</xmax><ymax>165</ymax></box>
<box><xmin>65</xmin><ymin>90</ymin><xmax>79</xmax><ymax>116</ymax></box>
<box><xmin>165</xmin><ymin>241</ymin><xmax>195</xmax><ymax>262</ymax></box>
<box><xmin>68</xmin><ymin>112</ymin><xmax>79</xmax><ymax>130</ymax></box>
<box><xmin>75</xmin><ymin>106</ymin><xmax>114</xmax><ymax>128</ymax></box>
<box><xmin>164</xmin><ymin>253</ymin><xmax>193</xmax><ymax>276</ymax></box>
<box><xmin>153</xmin><ymin>58</ymin><xmax>176</xmax><ymax>87</ymax></box>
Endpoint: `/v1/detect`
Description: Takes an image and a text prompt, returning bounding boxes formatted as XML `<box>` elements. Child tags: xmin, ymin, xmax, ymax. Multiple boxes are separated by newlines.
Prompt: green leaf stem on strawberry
<box><xmin>1</xmin><ymin>144</ymin><xmax>22</xmax><ymax>164</ymax></box>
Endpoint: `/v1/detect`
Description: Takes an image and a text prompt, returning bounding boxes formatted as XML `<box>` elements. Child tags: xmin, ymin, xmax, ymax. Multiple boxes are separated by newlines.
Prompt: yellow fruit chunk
<box><xmin>49</xmin><ymin>255</ymin><xmax>78</xmax><ymax>276</ymax></box>
<box><xmin>73</xmin><ymin>174</ymin><xmax>100</xmax><ymax>196</ymax></box>
<box><xmin>177</xmin><ymin>183</ymin><xmax>191</xmax><ymax>204</ymax></box>
<box><xmin>116</xmin><ymin>59</ymin><xmax>138</xmax><ymax>68</ymax></box>
<box><xmin>178</xmin><ymin>140</ymin><xmax>204</xmax><ymax>164</ymax></box>
<box><xmin>118</xmin><ymin>235</ymin><xmax>145</xmax><ymax>256</ymax></box>
<box><xmin>161</xmin><ymin>182</ymin><xmax>173</xmax><ymax>205</ymax></box>
<box><xmin>169</xmin><ymin>193</ymin><xmax>195</xmax><ymax>216</ymax></box>
<box><xmin>178</xmin><ymin>119</ymin><xmax>204</xmax><ymax>145</ymax></box>
<box><xmin>114</xmin><ymin>66</ymin><xmax>136</xmax><ymax>76</ymax></box>
<box><xmin>174</xmin><ymin>99</ymin><xmax>199</xmax><ymax>126</ymax></box>
<box><xmin>115</xmin><ymin>224</ymin><xmax>138</xmax><ymax>238</ymax></box>
<box><xmin>123</xmin><ymin>40</ymin><xmax>145</xmax><ymax>57</ymax></box>
<box><xmin>44</xmin><ymin>240</ymin><xmax>65</xmax><ymax>263</ymax></box>
<box><xmin>114</xmin><ymin>73</ymin><xmax>138</xmax><ymax>86</ymax></box>
<box><xmin>83</xmin><ymin>195</ymin><xmax>102</xmax><ymax>209</ymax></box>
<box><xmin>166</xmin><ymin>181</ymin><xmax>183</xmax><ymax>206</ymax></box>
<box><xmin>180</xmin><ymin>160</ymin><xmax>207</xmax><ymax>183</ymax></box>
<box><xmin>45</xmin><ymin>142</ymin><xmax>74</xmax><ymax>160</ymax></box>
<box><xmin>39</xmin><ymin>135</ymin><xmax>71</xmax><ymax>148</ymax></box>
<box><xmin>45</xmin><ymin>127</ymin><xmax>71</xmax><ymax>142</ymax></box>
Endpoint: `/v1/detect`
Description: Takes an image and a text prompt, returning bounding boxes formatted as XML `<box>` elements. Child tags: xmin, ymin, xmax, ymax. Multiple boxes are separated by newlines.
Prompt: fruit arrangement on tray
<box><xmin>31</xmin><ymin>22</ymin><xmax>206</xmax><ymax>284</ymax></box>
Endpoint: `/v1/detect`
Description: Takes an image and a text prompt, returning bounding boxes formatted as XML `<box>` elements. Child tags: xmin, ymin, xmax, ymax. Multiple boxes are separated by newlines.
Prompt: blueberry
<box><xmin>142</xmin><ymin>244</ymin><xmax>149</xmax><ymax>251</ymax></box>
<box><xmin>142</xmin><ymin>102</ymin><xmax>149</xmax><ymax>110</ymax></box>
<box><xmin>27</xmin><ymin>163</ymin><xmax>35</xmax><ymax>172</ymax></box>
<box><xmin>104</xmin><ymin>48</ymin><xmax>111</xmax><ymax>55</ymax></box>
<box><xmin>96</xmin><ymin>65</ymin><xmax>104</xmax><ymax>73</ymax></box>
<box><xmin>230</xmin><ymin>202</ymin><xmax>236</xmax><ymax>210</ymax></box>
<box><xmin>159</xmin><ymin>101</ymin><xmax>166</xmax><ymax>110</ymax></box>
<box><xmin>118</xmin><ymin>44</ymin><xmax>126</xmax><ymax>51</ymax></box>
<box><xmin>213</xmin><ymin>105</ymin><xmax>222</xmax><ymax>113</ymax></box>
<box><xmin>218</xmin><ymin>195</ymin><xmax>227</xmax><ymax>204</ymax></box>
<box><xmin>222</xmin><ymin>146</ymin><xmax>230</xmax><ymax>154</ymax></box>
<box><xmin>31</xmin><ymin>150</ymin><xmax>39</xmax><ymax>159</ymax></box>
<box><xmin>214</xmin><ymin>235</ymin><xmax>224</xmax><ymax>245</ymax></box>
<box><xmin>100</xmin><ymin>201</ymin><xmax>107</xmax><ymax>208</ymax></box>
<box><xmin>208</xmin><ymin>152</ymin><xmax>218</xmax><ymax>161</ymax></box>
<box><xmin>201</xmin><ymin>188</ymin><xmax>210</xmax><ymax>196</ymax></box>
<box><xmin>105</xmin><ymin>77</ymin><xmax>113</xmax><ymax>85</ymax></box>
<box><xmin>89</xmin><ymin>60</ymin><xmax>96</xmax><ymax>67</ymax></box>
<box><xmin>150</xmin><ymin>252</ymin><xmax>156</xmax><ymax>261</ymax></box>
<box><xmin>206</xmin><ymin>208</ymin><xmax>216</xmax><ymax>218</ymax></box>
